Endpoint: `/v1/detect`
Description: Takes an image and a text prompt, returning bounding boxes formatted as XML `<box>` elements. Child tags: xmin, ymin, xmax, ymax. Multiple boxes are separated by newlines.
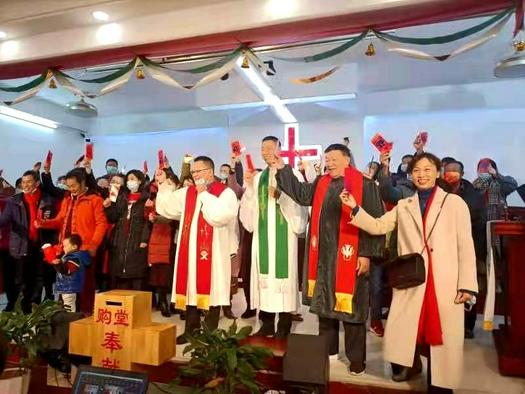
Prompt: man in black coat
<box><xmin>443</xmin><ymin>161</ymin><xmax>487</xmax><ymax>338</ymax></box>
<box><xmin>0</xmin><ymin>170</ymin><xmax>58</xmax><ymax>312</ymax></box>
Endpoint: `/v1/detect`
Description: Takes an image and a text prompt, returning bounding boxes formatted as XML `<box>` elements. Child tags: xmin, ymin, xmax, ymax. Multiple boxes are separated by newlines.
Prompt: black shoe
<box><xmin>241</xmin><ymin>309</ymin><xmax>257</xmax><ymax>319</ymax></box>
<box><xmin>253</xmin><ymin>322</ymin><xmax>275</xmax><ymax>337</ymax></box>
<box><xmin>291</xmin><ymin>313</ymin><xmax>303</xmax><ymax>322</ymax></box>
<box><xmin>348</xmin><ymin>362</ymin><xmax>366</xmax><ymax>376</ymax></box>
<box><xmin>170</xmin><ymin>304</ymin><xmax>178</xmax><ymax>314</ymax></box>
<box><xmin>176</xmin><ymin>334</ymin><xmax>189</xmax><ymax>345</ymax></box>
<box><xmin>392</xmin><ymin>359</ymin><xmax>422</xmax><ymax>382</ymax></box>
<box><xmin>465</xmin><ymin>329</ymin><xmax>474</xmax><ymax>339</ymax></box>
<box><xmin>222</xmin><ymin>306</ymin><xmax>236</xmax><ymax>320</ymax></box>
<box><xmin>2</xmin><ymin>303</ymin><xmax>14</xmax><ymax>312</ymax></box>
<box><xmin>180</xmin><ymin>311</ymin><xmax>186</xmax><ymax>321</ymax></box>
<box><xmin>274</xmin><ymin>329</ymin><xmax>289</xmax><ymax>340</ymax></box>
<box><xmin>160</xmin><ymin>301</ymin><xmax>171</xmax><ymax>318</ymax></box>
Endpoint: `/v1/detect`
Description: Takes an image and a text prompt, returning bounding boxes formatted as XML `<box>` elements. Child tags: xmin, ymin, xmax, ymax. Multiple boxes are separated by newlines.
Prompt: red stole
<box><xmin>175</xmin><ymin>181</ymin><xmax>227</xmax><ymax>310</ymax></box>
<box><xmin>417</xmin><ymin>187</ymin><xmax>444</xmax><ymax>346</ymax></box>
<box><xmin>307</xmin><ymin>166</ymin><xmax>363</xmax><ymax>314</ymax></box>
<box><xmin>23</xmin><ymin>188</ymin><xmax>42</xmax><ymax>242</ymax></box>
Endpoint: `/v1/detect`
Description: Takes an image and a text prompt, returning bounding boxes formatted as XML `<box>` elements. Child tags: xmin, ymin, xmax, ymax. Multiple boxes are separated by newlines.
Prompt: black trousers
<box><xmin>111</xmin><ymin>277</ymin><xmax>145</xmax><ymax>291</ymax></box>
<box><xmin>240</xmin><ymin>231</ymin><xmax>253</xmax><ymax>310</ymax></box>
<box><xmin>16</xmin><ymin>246</ymin><xmax>45</xmax><ymax>312</ymax></box>
<box><xmin>184</xmin><ymin>305</ymin><xmax>220</xmax><ymax>334</ymax></box>
<box><xmin>0</xmin><ymin>251</ymin><xmax>18</xmax><ymax>310</ymax></box>
<box><xmin>318</xmin><ymin>317</ymin><xmax>366</xmax><ymax>367</ymax></box>
<box><xmin>259</xmin><ymin>311</ymin><xmax>293</xmax><ymax>333</ymax></box>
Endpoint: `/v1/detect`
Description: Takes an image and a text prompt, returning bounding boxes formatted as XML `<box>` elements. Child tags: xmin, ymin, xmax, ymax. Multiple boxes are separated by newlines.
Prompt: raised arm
<box><xmin>156</xmin><ymin>184</ymin><xmax>185</xmax><ymax>220</ymax></box>
<box><xmin>275</xmin><ymin>165</ymin><xmax>316</xmax><ymax>207</ymax></box>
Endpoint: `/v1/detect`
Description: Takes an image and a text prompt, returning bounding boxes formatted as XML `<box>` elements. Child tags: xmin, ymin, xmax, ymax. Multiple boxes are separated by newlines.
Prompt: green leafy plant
<box><xmin>0</xmin><ymin>299</ymin><xmax>63</xmax><ymax>373</ymax></box>
<box><xmin>175</xmin><ymin>322</ymin><xmax>273</xmax><ymax>393</ymax></box>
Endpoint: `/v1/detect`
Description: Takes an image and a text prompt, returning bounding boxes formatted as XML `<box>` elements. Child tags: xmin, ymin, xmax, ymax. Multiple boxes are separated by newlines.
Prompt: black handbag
<box><xmin>387</xmin><ymin>194</ymin><xmax>449</xmax><ymax>290</ymax></box>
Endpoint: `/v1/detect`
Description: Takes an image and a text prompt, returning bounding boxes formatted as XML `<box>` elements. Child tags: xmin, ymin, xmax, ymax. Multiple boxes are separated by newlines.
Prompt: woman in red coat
<box><xmin>148</xmin><ymin>168</ymin><xmax>180</xmax><ymax>317</ymax></box>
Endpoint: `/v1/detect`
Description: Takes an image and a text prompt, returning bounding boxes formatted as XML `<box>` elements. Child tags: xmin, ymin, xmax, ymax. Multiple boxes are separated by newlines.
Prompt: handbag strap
<box><xmin>419</xmin><ymin>193</ymin><xmax>450</xmax><ymax>255</ymax></box>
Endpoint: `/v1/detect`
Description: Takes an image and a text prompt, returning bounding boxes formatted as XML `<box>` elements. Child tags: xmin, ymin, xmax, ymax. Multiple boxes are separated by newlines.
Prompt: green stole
<box><xmin>258</xmin><ymin>168</ymin><xmax>289</xmax><ymax>279</ymax></box>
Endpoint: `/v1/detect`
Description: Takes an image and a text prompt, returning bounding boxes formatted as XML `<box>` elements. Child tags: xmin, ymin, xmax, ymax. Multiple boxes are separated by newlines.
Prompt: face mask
<box><xmin>57</xmin><ymin>183</ymin><xmax>69</xmax><ymax>191</ymax></box>
<box><xmin>127</xmin><ymin>181</ymin><xmax>139</xmax><ymax>193</ymax></box>
<box><xmin>407</xmin><ymin>174</ymin><xmax>413</xmax><ymax>182</ymax></box>
<box><xmin>400</xmin><ymin>163</ymin><xmax>408</xmax><ymax>173</ymax></box>
<box><xmin>219</xmin><ymin>173</ymin><xmax>228</xmax><ymax>180</ymax></box>
<box><xmin>15</xmin><ymin>188</ymin><xmax>23</xmax><ymax>194</ymax></box>
<box><xmin>478</xmin><ymin>172</ymin><xmax>491</xmax><ymax>180</ymax></box>
<box><xmin>106</xmin><ymin>166</ymin><xmax>118</xmax><ymax>175</ymax></box>
<box><xmin>444</xmin><ymin>172</ymin><xmax>461</xmax><ymax>186</ymax></box>
<box><xmin>195</xmin><ymin>178</ymin><xmax>207</xmax><ymax>186</ymax></box>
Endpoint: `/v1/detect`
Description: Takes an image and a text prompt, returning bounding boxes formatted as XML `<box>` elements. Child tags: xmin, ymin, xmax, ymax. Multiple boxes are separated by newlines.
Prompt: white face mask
<box><xmin>219</xmin><ymin>172</ymin><xmax>228</xmax><ymax>180</ymax></box>
<box><xmin>400</xmin><ymin>163</ymin><xmax>408</xmax><ymax>173</ymax></box>
<box><xmin>127</xmin><ymin>180</ymin><xmax>140</xmax><ymax>192</ymax></box>
<box><xmin>57</xmin><ymin>183</ymin><xmax>69</xmax><ymax>191</ymax></box>
<box><xmin>195</xmin><ymin>178</ymin><xmax>207</xmax><ymax>186</ymax></box>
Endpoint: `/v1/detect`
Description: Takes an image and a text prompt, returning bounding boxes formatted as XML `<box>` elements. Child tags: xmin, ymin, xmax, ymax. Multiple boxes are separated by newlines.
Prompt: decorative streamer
<box><xmin>274</xmin><ymin>30</ymin><xmax>369</xmax><ymax>63</ymax></box>
<box><xmin>377</xmin><ymin>12</ymin><xmax>511</xmax><ymax>62</ymax></box>
<box><xmin>0</xmin><ymin>69</ymin><xmax>49</xmax><ymax>93</ymax></box>
<box><xmin>174</xmin><ymin>46</ymin><xmax>244</xmax><ymax>74</ymax></box>
<box><xmin>290</xmin><ymin>66</ymin><xmax>340</xmax><ymax>84</ymax></box>
<box><xmin>375</xmin><ymin>8</ymin><xmax>513</xmax><ymax>45</ymax></box>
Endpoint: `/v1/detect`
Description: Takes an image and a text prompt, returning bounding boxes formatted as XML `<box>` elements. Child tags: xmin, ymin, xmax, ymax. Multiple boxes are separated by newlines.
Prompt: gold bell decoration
<box><xmin>241</xmin><ymin>53</ymin><xmax>250</xmax><ymax>69</ymax></box>
<box><xmin>514</xmin><ymin>40</ymin><xmax>525</xmax><ymax>52</ymax></box>
<box><xmin>365</xmin><ymin>42</ymin><xmax>376</xmax><ymax>57</ymax></box>
<box><xmin>48</xmin><ymin>78</ymin><xmax>57</xmax><ymax>89</ymax></box>
<box><xmin>135</xmin><ymin>67</ymin><xmax>145</xmax><ymax>80</ymax></box>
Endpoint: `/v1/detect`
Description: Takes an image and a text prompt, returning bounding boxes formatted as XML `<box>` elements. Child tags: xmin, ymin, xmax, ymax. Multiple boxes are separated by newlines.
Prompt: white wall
<box><xmin>88</xmin><ymin>127</ymin><xmax>230</xmax><ymax>176</ymax></box>
<box><xmin>0</xmin><ymin>116</ymin><xmax>84</xmax><ymax>185</ymax></box>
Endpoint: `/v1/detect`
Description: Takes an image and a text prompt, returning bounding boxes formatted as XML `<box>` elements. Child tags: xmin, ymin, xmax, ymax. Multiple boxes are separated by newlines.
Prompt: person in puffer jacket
<box><xmin>52</xmin><ymin>234</ymin><xmax>91</xmax><ymax>312</ymax></box>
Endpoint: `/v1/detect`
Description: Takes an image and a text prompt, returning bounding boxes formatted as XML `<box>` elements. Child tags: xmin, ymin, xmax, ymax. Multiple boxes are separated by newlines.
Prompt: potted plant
<box><xmin>173</xmin><ymin>322</ymin><xmax>273</xmax><ymax>393</ymax></box>
<box><xmin>0</xmin><ymin>299</ymin><xmax>64</xmax><ymax>394</ymax></box>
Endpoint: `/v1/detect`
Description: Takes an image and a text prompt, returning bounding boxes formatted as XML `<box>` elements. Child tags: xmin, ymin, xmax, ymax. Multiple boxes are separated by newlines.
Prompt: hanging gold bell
<box><xmin>48</xmin><ymin>78</ymin><xmax>57</xmax><ymax>89</ymax></box>
<box><xmin>365</xmin><ymin>43</ymin><xmax>376</xmax><ymax>57</ymax></box>
<box><xmin>514</xmin><ymin>40</ymin><xmax>525</xmax><ymax>52</ymax></box>
<box><xmin>135</xmin><ymin>68</ymin><xmax>145</xmax><ymax>80</ymax></box>
<box><xmin>241</xmin><ymin>54</ymin><xmax>250</xmax><ymax>69</ymax></box>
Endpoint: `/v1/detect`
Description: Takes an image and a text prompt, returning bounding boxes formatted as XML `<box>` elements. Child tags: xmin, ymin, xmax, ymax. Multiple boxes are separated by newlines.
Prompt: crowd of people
<box><xmin>0</xmin><ymin>135</ymin><xmax>520</xmax><ymax>393</ymax></box>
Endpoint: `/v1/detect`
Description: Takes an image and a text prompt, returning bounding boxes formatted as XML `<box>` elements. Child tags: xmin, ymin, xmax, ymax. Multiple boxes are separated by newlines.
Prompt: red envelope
<box><xmin>157</xmin><ymin>150</ymin><xmax>164</xmax><ymax>167</ymax></box>
<box><xmin>45</xmin><ymin>150</ymin><xmax>53</xmax><ymax>166</ymax></box>
<box><xmin>246</xmin><ymin>154</ymin><xmax>255</xmax><ymax>171</ymax></box>
<box><xmin>42</xmin><ymin>244</ymin><xmax>60</xmax><ymax>264</ymax></box>
<box><xmin>420</xmin><ymin>131</ymin><xmax>429</xmax><ymax>145</ymax></box>
<box><xmin>371</xmin><ymin>133</ymin><xmax>393</xmax><ymax>154</ymax></box>
<box><xmin>85</xmin><ymin>143</ymin><xmax>94</xmax><ymax>161</ymax></box>
<box><xmin>143</xmin><ymin>161</ymin><xmax>149</xmax><ymax>174</ymax></box>
<box><xmin>231</xmin><ymin>141</ymin><xmax>242</xmax><ymax>157</ymax></box>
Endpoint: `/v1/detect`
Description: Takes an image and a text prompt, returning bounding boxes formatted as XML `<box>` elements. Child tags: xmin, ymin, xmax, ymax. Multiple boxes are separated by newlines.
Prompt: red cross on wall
<box><xmin>279</xmin><ymin>124</ymin><xmax>322</xmax><ymax>168</ymax></box>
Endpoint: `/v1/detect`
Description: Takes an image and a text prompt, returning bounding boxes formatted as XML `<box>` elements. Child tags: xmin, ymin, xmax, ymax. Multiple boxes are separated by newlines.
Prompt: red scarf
<box><xmin>23</xmin><ymin>188</ymin><xmax>42</xmax><ymax>242</ymax></box>
<box><xmin>175</xmin><ymin>181</ymin><xmax>227</xmax><ymax>310</ymax></box>
<box><xmin>307</xmin><ymin>166</ymin><xmax>363</xmax><ymax>314</ymax></box>
<box><xmin>417</xmin><ymin>187</ymin><xmax>444</xmax><ymax>346</ymax></box>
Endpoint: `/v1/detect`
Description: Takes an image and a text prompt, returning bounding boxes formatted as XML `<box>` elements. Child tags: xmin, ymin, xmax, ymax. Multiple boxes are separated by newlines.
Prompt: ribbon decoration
<box><xmin>0</xmin><ymin>70</ymin><xmax>49</xmax><ymax>93</ymax></box>
<box><xmin>274</xmin><ymin>30</ymin><xmax>369</xmax><ymax>63</ymax></box>
<box><xmin>3</xmin><ymin>70</ymin><xmax>53</xmax><ymax>105</ymax></box>
<box><xmin>290</xmin><ymin>66</ymin><xmax>340</xmax><ymax>84</ymax></box>
<box><xmin>375</xmin><ymin>8</ymin><xmax>513</xmax><ymax>45</ymax></box>
<box><xmin>174</xmin><ymin>46</ymin><xmax>244</xmax><ymax>74</ymax></box>
<box><xmin>376</xmin><ymin>11</ymin><xmax>512</xmax><ymax>62</ymax></box>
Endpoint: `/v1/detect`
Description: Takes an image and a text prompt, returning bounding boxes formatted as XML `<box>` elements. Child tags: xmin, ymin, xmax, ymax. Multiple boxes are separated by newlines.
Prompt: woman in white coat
<box><xmin>340</xmin><ymin>153</ymin><xmax>478</xmax><ymax>394</ymax></box>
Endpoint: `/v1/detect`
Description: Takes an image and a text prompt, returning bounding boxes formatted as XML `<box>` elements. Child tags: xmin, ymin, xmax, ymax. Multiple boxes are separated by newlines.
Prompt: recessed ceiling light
<box><xmin>0</xmin><ymin>31</ymin><xmax>7</xmax><ymax>40</ymax></box>
<box><xmin>92</xmin><ymin>11</ymin><xmax>109</xmax><ymax>21</ymax></box>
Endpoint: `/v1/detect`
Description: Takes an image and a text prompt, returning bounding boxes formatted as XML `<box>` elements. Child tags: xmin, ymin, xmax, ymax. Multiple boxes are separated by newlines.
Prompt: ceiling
<box><xmin>0</xmin><ymin>1</ymin><xmax>522</xmax><ymax>132</ymax></box>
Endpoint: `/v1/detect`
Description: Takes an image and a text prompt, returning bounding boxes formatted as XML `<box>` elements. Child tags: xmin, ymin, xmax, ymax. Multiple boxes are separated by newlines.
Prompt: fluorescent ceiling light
<box><xmin>92</xmin><ymin>11</ymin><xmax>110</xmax><ymax>21</ymax></box>
<box><xmin>201</xmin><ymin>101</ymin><xmax>267</xmax><ymax>111</ymax></box>
<box><xmin>0</xmin><ymin>40</ymin><xmax>18</xmax><ymax>59</ymax></box>
<box><xmin>236</xmin><ymin>56</ymin><xmax>297</xmax><ymax>123</ymax></box>
<box><xmin>0</xmin><ymin>31</ymin><xmax>6</xmax><ymax>40</ymax></box>
<box><xmin>96</xmin><ymin>23</ymin><xmax>122</xmax><ymax>44</ymax></box>
<box><xmin>281</xmin><ymin>93</ymin><xmax>357</xmax><ymax>104</ymax></box>
<box><xmin>265</xmin><ymin>0</ymin><xmax>298</xmax><ymax>19</ymax></box>
<box><xmin>0</xmin><ymin>106</ymin><xmax>58</xmax><ymax>130</ymax></box>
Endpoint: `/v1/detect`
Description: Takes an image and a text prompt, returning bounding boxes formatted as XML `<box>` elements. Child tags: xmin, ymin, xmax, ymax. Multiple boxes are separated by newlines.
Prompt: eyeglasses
<box><xmin>190</xmin><ymin>168</ymin><xmax>212</xmax><ymax>175</ymax></box>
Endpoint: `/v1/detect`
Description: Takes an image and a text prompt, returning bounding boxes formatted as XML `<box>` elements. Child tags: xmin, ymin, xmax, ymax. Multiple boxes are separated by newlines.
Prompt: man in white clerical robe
<box><xmin>240</xmin><ymin>136</ymin><xmax>308</xmax><ymax>338</ymax></box>
<box><xmin>156</xmin><ymin>156</ymin><xmax>239</xmax><ymax>344</ymax></box>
